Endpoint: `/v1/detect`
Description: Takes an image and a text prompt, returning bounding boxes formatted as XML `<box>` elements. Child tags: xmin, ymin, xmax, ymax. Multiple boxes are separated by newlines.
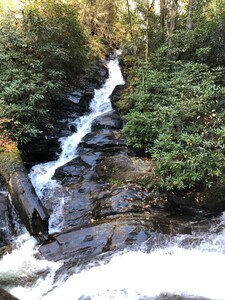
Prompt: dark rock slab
<box><xmin>39</xmin><ymin>210</ymin><xmax>198</xmax><ymax>264</ymax></box>
<box><xmin>66</xmin><ymin>89</ymin><xmax>94</xmax><ymax>114</ymax></box>
<box><xmin>22</xmin><ymin>137</ymin><xmax>61</xmax><ymax>166</ymax></box>
<box><xmin>80</xmin><ymin>129</ymin><xmax>126</xmax><ymax>153</ymax></box>
<box><xmin>79</xmin><ymin>150</ymin><xmax>102</xmax><ymax>167</ymax></box>
<box><xmin>92</xmin><ymin>111</ymin><xmax>123</xmax><ymax>130</ymax></box>
<box><xmin>92</xmin><ymin>184</ymin><xmax>157</xmax><ymax>219</ymax></box>
<box><xmin>53</xmin><ymin>157</ymin><xmax>90</xmax><ymax>182</ymax></box>
<box><xmin>39</xmin><ymin>213</ymin><xmax>155</xmax><ymax>263</ymax></box>
<box><xmin>110</xmin><ymin>84</ymin><xmax>125</xmax><ymax>108</ymax></box>
<box><xmin>58</xmin><ymin>184</ymin><xmax>94</xmax><ymax>228</ymax></box>
<box><xmin>40</xmin><ymin>222</ymin><xmax>115</xmax><ymax>262</ymax></box>
<box><xmin>41</xmin><ymin>181</ymin><xmax>105</xmax><ymax>229</ymax></box>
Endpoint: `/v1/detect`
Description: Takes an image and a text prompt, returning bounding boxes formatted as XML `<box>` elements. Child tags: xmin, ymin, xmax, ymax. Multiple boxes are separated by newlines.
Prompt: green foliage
<box><xmin>122</xmin><ymin>60</ymin><xmax>225</xmax><ymax>190</ymax></box>
<box><xmin>0</xmin><ymin>0</ymin><xmax>88</xmax><ymax>144</ymax></box>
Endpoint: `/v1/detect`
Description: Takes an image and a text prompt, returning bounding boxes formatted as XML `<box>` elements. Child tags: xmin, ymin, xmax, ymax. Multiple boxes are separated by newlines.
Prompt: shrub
<box><xmin>0</xmin><ymin>0</ymin><xmax>88</xmax><ymax>144</ymax></box>
<box><xmin>122</xmin><ymin>61</ymin><xmax>225</xmax><ymax>190</ymax></box>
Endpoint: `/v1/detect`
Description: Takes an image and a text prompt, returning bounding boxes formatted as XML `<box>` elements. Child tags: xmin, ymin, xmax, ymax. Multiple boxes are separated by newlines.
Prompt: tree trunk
<box><xmin>168</xmin><ymin>0</ymin><xmax>178</xmax><ymax>46</ymax></box>
<box><xmin>160</xmin><ymin>0</ymin><xmax>167</xmax><ymax>31</ymax></box>
<box><xmin>145</xmin><ymin>0</ymin><xmax>155</xmax><ymax>62</ymax></box>
<box><xmin>169</xmin><ymin>0</ymin><xmax>178</xmax><ymax>35</ymax></box>
<box><xmin>186</xmin><ymin>0</ymin><xmax>195</xmax><ymax>30</ymax></box>
<box><xmin>0</xmin><ymin>149</ymin><xmax>49</xmax><ymax>242</ymax></box>
<box><xmin>126</xmin><ymin>0</ymin><xmax>136</xmax><ymax>54</ymax></box>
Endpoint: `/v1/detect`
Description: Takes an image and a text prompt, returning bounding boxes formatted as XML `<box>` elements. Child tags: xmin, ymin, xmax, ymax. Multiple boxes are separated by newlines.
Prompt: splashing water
<box><xmin>5</xmin><ymin>212</ymin><xmax>225</xmax><ymax>300</ymax></box>
<box><xmin>0</xmin><ymin>233</ymin><xmax>61</xmax><ymax>300</ymax></box>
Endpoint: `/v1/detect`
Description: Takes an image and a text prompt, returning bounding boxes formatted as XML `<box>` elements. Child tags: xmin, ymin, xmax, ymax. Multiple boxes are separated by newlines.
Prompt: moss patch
<box><xmin>0</xmin><ymin>135</ymin><xmax>24</xmax><ymax>182</ymax></box>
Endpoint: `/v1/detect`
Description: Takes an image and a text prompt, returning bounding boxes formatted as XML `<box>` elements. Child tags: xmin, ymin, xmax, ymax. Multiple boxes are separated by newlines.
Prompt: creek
<box><xmin>0</xmin><ymin>58</ymin><xmax>225</xmax><ymax>300</ymax></box>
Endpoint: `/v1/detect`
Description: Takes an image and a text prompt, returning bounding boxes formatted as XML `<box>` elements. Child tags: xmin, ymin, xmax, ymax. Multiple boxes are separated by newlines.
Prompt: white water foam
<box><xmin>0</xmin><ymin>233</ymin><xmax>61</xmax><ymax>300</ymax></box>
<box><xmin>6</xmin><ymin>212</ymin><xmax>225</xmax><ymax>300</ymax></box>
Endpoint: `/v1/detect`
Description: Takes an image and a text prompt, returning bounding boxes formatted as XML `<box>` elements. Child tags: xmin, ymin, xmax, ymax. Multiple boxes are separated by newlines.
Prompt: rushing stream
<box><xmin>1</xmin><ymin>58</ymin><xmax>225</xmax><ymax>300</ymax></box>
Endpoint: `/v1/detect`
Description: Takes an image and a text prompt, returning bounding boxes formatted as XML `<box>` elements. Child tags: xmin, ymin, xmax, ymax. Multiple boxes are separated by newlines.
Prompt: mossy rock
<box><xmin>0</xmin><ymin>149</ymin><xmax>25</xmax><ymax>182</ymax></box>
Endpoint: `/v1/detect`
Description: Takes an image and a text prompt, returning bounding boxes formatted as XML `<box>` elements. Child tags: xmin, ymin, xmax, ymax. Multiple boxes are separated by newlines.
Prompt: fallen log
<box><xmin>0</xmin><ymin>146</ymin><xmax>49</xmax><ymax>242</ymax></box>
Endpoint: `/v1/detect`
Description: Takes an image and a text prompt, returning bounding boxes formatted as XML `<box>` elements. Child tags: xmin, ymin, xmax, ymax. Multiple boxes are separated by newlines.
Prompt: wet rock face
<box><xmin>8</xmin><ymin>171</ymin><xmax>49</xmax><ymax>242</ymax></box>
<box><xmin>110</xmin><ymin>84</ymin><xmax>125</xmax><ymax>110</ymax></box>
<box><xmin>40</xmin><ymin>213</ymin><xmax>154</xmax><ymax>262</ymax></box>
<box><xmin>92</xmin><ymin>111</ymin><xmax>124</xmax><ymax>130</ymax></box>
<box><xmin>38</xmin><ymin>107</ymin><xmax>167</xmax><ymax>263</ymax></box>
<box><xmin>37</xmin><ymin>98</ymin><xmax>207</xmax><ymax>266</ymax></box>
<box><xmin>39</xmin><ymin>178</ymin><xmax>199</xmax><ymax>264</ymax></box>
<box><xmin>39</xmin><ymin>205</ymin><xmax>200</xmax><ymax>264</ymax></box>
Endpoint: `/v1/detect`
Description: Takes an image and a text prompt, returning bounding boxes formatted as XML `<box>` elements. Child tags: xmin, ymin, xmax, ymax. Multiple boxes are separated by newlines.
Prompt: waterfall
<box><xmin>1</xmin><ymin>57</ymin><xmax>225</xmax><ymax>300</ymax></box>
<box><xmin>29</xmin><ymin>58</ymin><xmax>125</xmax><ymax>233</ymax></box>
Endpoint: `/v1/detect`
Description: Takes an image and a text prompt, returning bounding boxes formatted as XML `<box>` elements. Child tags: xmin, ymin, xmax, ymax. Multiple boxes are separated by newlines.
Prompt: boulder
<box><xmin>95</xmin><ymin>154</ymin><xmax>155</xmax><ymax>183</ymax></box>
<box><xmin>39</xmin><ymin>207</ymin><xmax>198</xmax><ymax>267</ymax></box>
<box><xmin>80</xmin><ymin>129</ymin><xmax>126</xmax><ymax>154</ymax></box>
<box><xmin>91</xmin><ymin>111</ymin><xmax>123</xmax><ymax>130</ymax></box>
<box><xmin>40</xmin><ymin>212</ymin><xmax>158</xmax><ymax>263</ymax></box>
<box><xmin>53</xmin><ymin>157</ymin><xmax>91</xmax><ymax>183</ymax></box>
<box><xmin>110</xmin><ymin>84</ymin><xmax>125</xmax><ymax>108</ymax></box>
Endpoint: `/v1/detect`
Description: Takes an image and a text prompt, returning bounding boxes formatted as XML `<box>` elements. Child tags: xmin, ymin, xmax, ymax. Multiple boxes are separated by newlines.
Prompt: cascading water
<box><xmin>1</xmin><ymin>58</ymin><xmax>225</xmax><ymax>300</ymax></box>
<box><xmin>29</xmin><ymin>58</ymin><xmax>125</xmax><ymax>233</ymax></box>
